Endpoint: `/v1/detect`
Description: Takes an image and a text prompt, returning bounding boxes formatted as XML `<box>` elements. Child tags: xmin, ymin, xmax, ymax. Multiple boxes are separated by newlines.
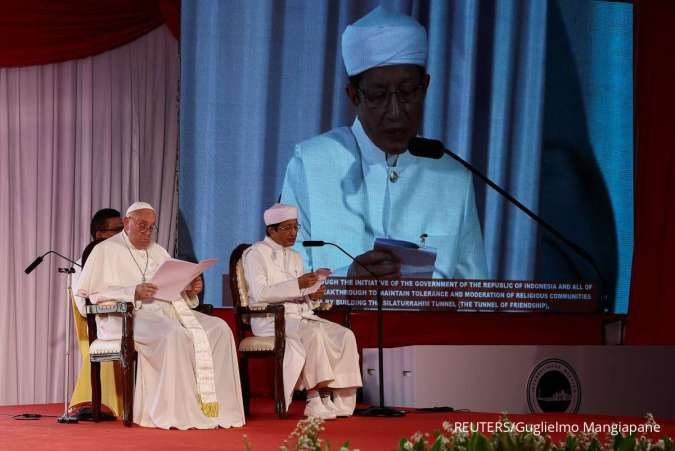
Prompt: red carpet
<box><xmin>1</xmin><ymin>399</ymin><xmax>673</xmax><ymax>450</ymax></box>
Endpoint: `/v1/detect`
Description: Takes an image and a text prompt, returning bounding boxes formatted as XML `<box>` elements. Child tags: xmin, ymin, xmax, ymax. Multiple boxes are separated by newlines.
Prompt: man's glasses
<box><xmin>130</xmin><ymin>217</ymin><xmax>157</xmax><ymax>233</ymax></box>
<box><xmin>357</xmin><ymin>83</ymin><xmax>425</xmax><ymax>109</ymax></box>
<box><xmin>276</xmin><ymin>223</ymin><xmax>301</xmax><ymax>232</ymax></box>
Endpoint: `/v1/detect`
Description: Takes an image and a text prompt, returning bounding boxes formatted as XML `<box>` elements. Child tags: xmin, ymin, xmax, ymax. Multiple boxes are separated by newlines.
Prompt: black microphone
<box><xmin>24</xmin><ymin>250</ymin><xmax>82</xmax><ymax>275</ymax></box>
<box><xmin>409</xmin><ymin>137</ymin><xmax>444</xmax><ymax>159</ymax></box>
<box><xmin>408</xmin><ymin>137</ymin><xmax>610</xmax><ymax>311</ymax></box>
<box><xmin>24</xmin><ymin>256</ymin><xmax>44</xmax><ymax>274</ymax></box>
<box><xmin>302</xmin><ymin>240</ymin><xmax>377</xmax><ymax>278</ymax></box>
<box><xmin>302</xmin><ymin>240</ymin><xmax>325</xmax><ymax>247</ymax></box>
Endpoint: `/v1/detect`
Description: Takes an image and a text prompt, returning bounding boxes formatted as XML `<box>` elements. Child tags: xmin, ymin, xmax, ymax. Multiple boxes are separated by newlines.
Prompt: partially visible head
<box><xmin>123</xmin><ymin>202</ymin><xmax>157</xmax><ymax>250</ymax></box>
<box><xmin>342</xmin><ymin>6</ymin><xmax>430</xmax><ymax>154</ymax></box>
<box><xmin>90</xmin><ymin>208</ymin><xmax>123</xmax><ymax>241</ymax></box>
<box><xmin>264</xmin><ymin>203</ymin><xmax>299</xmax><ymax>248</ymax></box>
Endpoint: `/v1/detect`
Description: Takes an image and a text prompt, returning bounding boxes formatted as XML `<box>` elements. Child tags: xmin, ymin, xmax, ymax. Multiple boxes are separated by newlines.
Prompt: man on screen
<box><xmin>281</xmin><ymin>6</ymin><xmax>487</xmax><ymax>279</ymax></box>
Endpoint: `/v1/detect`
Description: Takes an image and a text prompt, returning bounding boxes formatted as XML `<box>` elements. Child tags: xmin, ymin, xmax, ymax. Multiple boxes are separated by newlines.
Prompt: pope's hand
<box><xmin>135</xmin><ymin>283</ymin><xmax>158</xmax><ymax>301</ymax></box>
<box><xmin>298</xmin><ymin>272</ymin><xmax>319</xmax><ymax>289</ymax></box>
<box><xmin>184</xmin><ymin>276</ymin><xmax>204</xmax><ymax>298</ymax></box>
<box><xmin>348</xmin><ymin>249</ymin><xmax>401</xmax><ymax>279</ymax></box>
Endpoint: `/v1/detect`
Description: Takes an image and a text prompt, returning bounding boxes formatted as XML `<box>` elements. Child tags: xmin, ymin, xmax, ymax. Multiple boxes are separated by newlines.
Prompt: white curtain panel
<box><xmin>0</xmin><ymin>25</ymin><xmax>179</xmax><ymax>405</ymax></box>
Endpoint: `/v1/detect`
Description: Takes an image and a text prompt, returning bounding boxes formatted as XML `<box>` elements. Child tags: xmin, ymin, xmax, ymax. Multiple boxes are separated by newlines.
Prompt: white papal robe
<box><xmin>242</xmin><ymin>237</ymin><xmax>363</xmax><ymax>411</ymax></box>
<box><xmin>76</xmin><ymin>231</ymin><xmax>245</xmax><ymax>429</ymax></box>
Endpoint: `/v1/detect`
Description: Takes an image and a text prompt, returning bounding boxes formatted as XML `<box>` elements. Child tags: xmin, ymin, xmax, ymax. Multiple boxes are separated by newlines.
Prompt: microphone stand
<box><xmin>25</xmin><ymin>251</ymin><xmax>81</xmax><ymax>424</ymax></box>
<box><xmin>304</xmin><ymin>241</ymin><xmax>404</xmax><ymax>417</ymax></box>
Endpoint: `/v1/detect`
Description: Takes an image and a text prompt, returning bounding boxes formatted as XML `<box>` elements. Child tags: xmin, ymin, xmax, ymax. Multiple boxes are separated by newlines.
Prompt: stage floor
<box><xmin>2</xmin><ymin>399</ymin><xmax>673</xmax><ymax>450</ymax></box>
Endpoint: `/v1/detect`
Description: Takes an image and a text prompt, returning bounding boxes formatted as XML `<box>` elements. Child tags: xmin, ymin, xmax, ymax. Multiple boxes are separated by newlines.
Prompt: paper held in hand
<box><xmin>307</xmin><ymin>267</ymin><xmax>332</xmax><ymax>294</ymax></box>
<box><xmin>149</xmin><ymin>258</ymin><xmax>218</xmax><ymax>301</ymax></box>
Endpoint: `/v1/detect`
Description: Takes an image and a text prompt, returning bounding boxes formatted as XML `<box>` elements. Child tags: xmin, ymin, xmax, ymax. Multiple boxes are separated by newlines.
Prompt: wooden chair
<box><xmin>85</xmin><ymin>299</ymin><xmax>137</xmax><ymax>427</ymax></box>
<box><xmin>69</xmin><ymin>295</ymin><xmax>123</xmax><ymax>418</ymax></box>
<box><xmin>228</xmin><ymin>244</ymin><xmax>288</xmax><ymax>418</ymax></box>
<box><xmin>228</xmin><ymin>244</ymin><xmax>353</xmax><ymax>418</ymax></box>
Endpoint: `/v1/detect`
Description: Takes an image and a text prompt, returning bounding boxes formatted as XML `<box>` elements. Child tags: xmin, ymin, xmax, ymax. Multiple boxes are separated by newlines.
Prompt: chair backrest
<box><xmin>228</xmin><ymin>243</ymin><xmax>252</xmax><ymax>341</ymax></box>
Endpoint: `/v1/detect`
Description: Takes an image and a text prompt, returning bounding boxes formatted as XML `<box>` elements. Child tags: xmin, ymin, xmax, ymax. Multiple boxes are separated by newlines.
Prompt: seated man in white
<box><xmin>76</xmin><ymin>202</ymin><xmax>245</xmax><ymax>429</ymax></box>
<box><xmin>242</xmin><ymin>203</ymin><xmax>362</xmax><ymax>419</ymax></box>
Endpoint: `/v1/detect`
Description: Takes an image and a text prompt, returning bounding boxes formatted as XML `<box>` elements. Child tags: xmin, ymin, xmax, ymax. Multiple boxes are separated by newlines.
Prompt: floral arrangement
<box><xmin>243</xmin><ymin>417</ymin><xmax>353</xmax><ymax>451</ymax></box>
<box><xmin>243</xmin><ymin>413</ymin><xmax>673</xmax><ymax>451</ymax></box>
<box><xmin>279</xmin><ymin>416</ymin><xmax>352</xmax><ymax>451</ymax></box>
<box><xmin>398</xmin><ymin>414</ymin><xmax>673</xmax><ymax>451</ymax></box>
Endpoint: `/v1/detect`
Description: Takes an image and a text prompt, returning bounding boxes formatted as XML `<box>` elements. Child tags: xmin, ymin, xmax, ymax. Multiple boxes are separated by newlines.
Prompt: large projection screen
<box><xmin>179</xmin><ymin>0</ymin><xmax>633</xmax><ymax>314</ymax></box>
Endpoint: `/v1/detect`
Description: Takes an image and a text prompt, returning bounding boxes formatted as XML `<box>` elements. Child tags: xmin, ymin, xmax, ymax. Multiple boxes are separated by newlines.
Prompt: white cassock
<box><xmin>242</xmin><ymin>237</ymin><xmax>363</xmax><ymax>411</ymax></box>
<box><xmin>76</xmin><ymin>231</ymin><xmax>245</xmax><ymax>430</ymax></box>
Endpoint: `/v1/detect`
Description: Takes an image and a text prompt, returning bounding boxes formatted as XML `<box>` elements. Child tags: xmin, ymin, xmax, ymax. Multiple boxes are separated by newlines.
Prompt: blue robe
<box><xmin>281</xmin><ymin>119</ymin><xmax>487</xmax><ymax>279</ymax></box>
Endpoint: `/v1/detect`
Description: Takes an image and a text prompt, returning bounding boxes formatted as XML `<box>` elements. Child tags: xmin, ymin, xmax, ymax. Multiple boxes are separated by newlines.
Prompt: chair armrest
<box><xmin>85</xmin><ymin>300</ymin><xmax>135</xmax><ymax>352</ymax></box>
<box><xmin>241</xmin><ymin>303</ymin><xmax>285</xmax><ymax>315</ymax></box>
<box><xmin>247</xmin><ymin>302</ymin><xmax>270</xmax><ymax>312</ymax></box>
<box><xmin>86</xmin><ymin>302</ymin><xmax>134</xmax><ymax>315</ymax></box>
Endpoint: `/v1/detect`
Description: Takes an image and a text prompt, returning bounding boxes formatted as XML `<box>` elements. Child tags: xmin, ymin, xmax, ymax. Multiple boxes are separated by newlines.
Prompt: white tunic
<box><xmin>242</xmin><ymin>237</ymin><xmax>362</xmax><ymax>410</ymax></box>
<box><xmin>281</xmin><ymin>118</ymin><xmax>488</xmax><ymax>278</ymax></box>
<box><xmin>76</xmin><ymin>232</ymin><xmax>245</xmax><ymax>429</ymax></box>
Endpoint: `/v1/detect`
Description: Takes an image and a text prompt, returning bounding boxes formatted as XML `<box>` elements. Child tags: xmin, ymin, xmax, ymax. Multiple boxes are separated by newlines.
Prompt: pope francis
<box><xmin>76</xmin><ymin>202</ymin><xmax>245</xmax><ymax>429</ymax></box>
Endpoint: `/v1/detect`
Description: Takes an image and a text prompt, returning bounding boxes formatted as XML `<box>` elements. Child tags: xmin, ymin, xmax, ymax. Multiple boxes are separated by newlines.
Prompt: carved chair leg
<box><xmin>91</xmin><ymin>361</ymin><xmax>102</xmax><ymax>422</ymax></box>
<box><xmin>240</xmin><ymin>355</ymin><xmax>250</xmax><ymax>417</ymax></box>
<box><xmin>274</xmin><ymin>352</ymin><xmax>286</xmax><ymax>419</ymax></box>
<box><xmin>122</xmin><ymin>356</ymin><xmax>135</xmax><ymax>427</ymax></box>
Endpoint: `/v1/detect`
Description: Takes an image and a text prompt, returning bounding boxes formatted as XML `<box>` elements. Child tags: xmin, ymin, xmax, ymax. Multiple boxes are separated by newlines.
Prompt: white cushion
<box><xmin>239</xmin><ymin>336</ymin><xmax>275</xmax><ymax>352</ymax></box>
<box><xmin>89</xmin><ymin>339</ymin><xmax>121</xmax><ymax>355</ymax></box>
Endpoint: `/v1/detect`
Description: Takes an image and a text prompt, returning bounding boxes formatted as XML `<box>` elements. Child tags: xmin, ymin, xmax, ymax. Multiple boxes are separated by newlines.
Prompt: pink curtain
<box><xmin>0</xmin><ymin>25</ymin><xmax>178</xmax><ymax>405</ymax></box>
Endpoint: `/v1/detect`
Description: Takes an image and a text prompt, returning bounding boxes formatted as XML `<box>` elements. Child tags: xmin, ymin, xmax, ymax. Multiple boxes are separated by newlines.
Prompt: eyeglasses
<box><xmin>276</xmin><ymin>223</ymin><xmax>301</xmax><ymax>232</ymax></box>
<box><xmin>129</xmin><ymin>217</ymin><xmax>157</xmax><ymax>233</ymax></box>
<box><xmin>357</xmin><ymin>83</ymin><xmax>425</xmax><ymax>109</ymax></box>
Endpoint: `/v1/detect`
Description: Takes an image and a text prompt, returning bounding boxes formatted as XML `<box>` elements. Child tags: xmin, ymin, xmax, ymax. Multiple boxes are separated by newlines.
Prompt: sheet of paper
<box><xmin>149</xmin><ymin>258</ymin><xmax>218</xmax><ymax>301</ymax></box>
<box><xmin>373</xmin><ymin>237</ymin><xmax>437</xmax><ymax>278</ymax></box>
<box><xmin>306</xmin><ymin>267</ymin><xmax>332</xmax><ymax>293</ymax></box>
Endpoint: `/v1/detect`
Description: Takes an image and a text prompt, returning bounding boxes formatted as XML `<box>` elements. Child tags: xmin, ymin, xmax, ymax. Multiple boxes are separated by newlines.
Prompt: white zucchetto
<box><xmin>126</xmin><ymin>201</ymin><xmax>155</xmax><ymax>216</ymax></box>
